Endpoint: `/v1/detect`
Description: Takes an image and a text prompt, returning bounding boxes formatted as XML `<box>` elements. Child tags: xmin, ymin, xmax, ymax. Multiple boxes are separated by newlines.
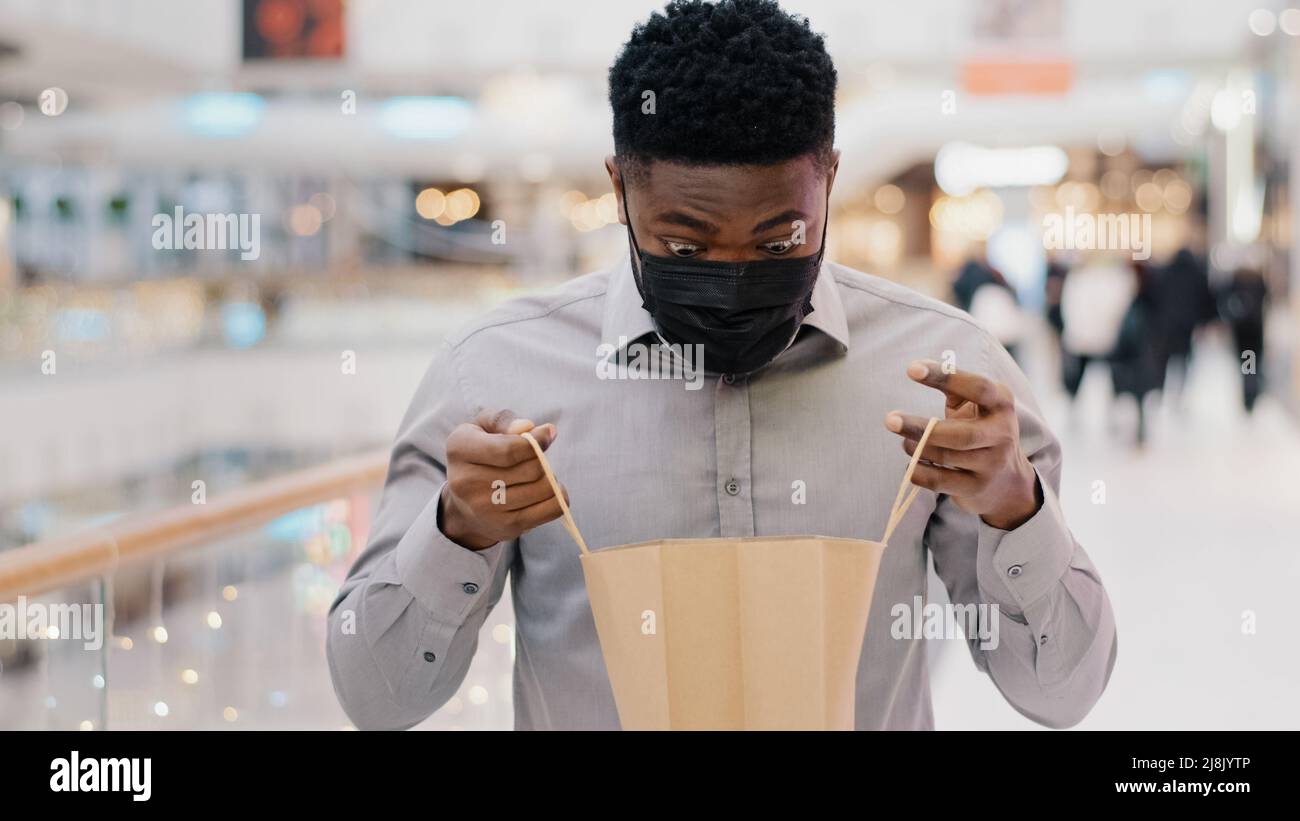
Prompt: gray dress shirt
<box><xmin>327</xmin><ymin>258</ymin><xmax>1117</xmax><ymax>730</ymax></box>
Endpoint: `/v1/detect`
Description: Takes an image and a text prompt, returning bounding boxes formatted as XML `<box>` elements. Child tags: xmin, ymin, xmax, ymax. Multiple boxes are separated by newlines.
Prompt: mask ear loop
<box><xmin>801</xmin><ymin>187</ymin><xmax>832</xmax><ymax>315</ymax></box>
<box><xmin>618</xmin><ymin>168</ymin><xmax>642</xmax><ymax>253</ymax></box>
<box><xmin>617</xmin><ymin>166</ymin><xmax>653</xmax><ymax>308</ymax></box>
<box><xmin>812</xmin><ymin>186</ymin><xmax>831</xmax><ymax>267</ymax></box>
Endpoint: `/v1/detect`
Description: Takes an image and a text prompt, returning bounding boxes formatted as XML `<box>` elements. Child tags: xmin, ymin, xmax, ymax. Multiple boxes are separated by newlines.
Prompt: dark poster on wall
<box><xmin>242</xmin><ymin>0</ymin><xmax>344</xmax><ymax>60</ymax></box>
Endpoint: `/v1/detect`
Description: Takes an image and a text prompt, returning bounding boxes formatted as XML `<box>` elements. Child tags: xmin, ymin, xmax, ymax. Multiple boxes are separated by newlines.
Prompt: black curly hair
<box><xmin>609</xmin><ymin>0</ymin><xmax>837</xmax><ymax>181</ymax></box>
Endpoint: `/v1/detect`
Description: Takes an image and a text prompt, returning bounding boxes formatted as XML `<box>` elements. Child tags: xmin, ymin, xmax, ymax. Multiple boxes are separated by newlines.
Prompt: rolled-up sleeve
<box><xmin>327</xmin><ymin>339</ymin><xmax>515</xmax><ymax>730</ymax></box>
<box><xmin>926</xmin><ymin>331</ymin><xmax>1117</xmax><ymax>728</ymax></box>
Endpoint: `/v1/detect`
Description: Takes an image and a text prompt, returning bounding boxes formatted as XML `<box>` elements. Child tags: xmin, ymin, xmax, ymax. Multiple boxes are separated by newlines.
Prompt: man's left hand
<box><xmin>884</xmin><ymin>359</ymin><xmax>1041</xmax><ymax>531</ymax></box>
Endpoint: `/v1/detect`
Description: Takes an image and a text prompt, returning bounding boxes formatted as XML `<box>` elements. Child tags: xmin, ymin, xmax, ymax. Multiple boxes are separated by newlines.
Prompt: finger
<box><xmin>908</xmin><ymin>462</ymin><xmax>982</xmax><ymax>496</ymax></box>
<box><xmin>457</xmin><ymin>457</ymin><xmax>544</xmax><ymax>493</ymax></box>
<box><xmin>462</xmin><ymin>428</ymin><xmax>540</xmax><ymax>467</ymax></box>
<box><xmin>511</xmin><ymin>490</ymin><xmax>569</xmax><ymax>532</ymax></box>
<box><xmin>525</xmin><ymin>422</ymin><xmax>558</xmax><ymax>451</ymax></box>
<box><xmin>497</xmin><ymin>476</ymin><xmax>561</xmax><ymax>511</ymax></box>
<box><xmin>495</xmin><ymin>457</ymin><xmax>546</xmax><ymax>486</ymax></box>
<box><xmin>901</xmin><ymin>436</ymin><xmax>989</xmax><ymax>471</ymax></box>
<box><xmin>907</xmin><ymin>361</ymin><xmax>1013</xmax><ymax>412</ymax></box>
<box><xmin>502</xmin><ymin>417</ymin><xmax>559</xmax><ymax>449</ymax></box>
<box><xmin>455</xmin><ymin>423</ymin><xmax>558</xmax><ymax>469</ymax></box>
<box><xmin>885</xmin><ymin>412</ymin><xmax>995</xmax><ymax>450</ymax></box>
<box><xmin>505</xmin><ymin>418</ymin><xmax>535</xmax><ymax>435</ymax></box>
<box><xmin>474</xmin><ymin>408</ymin><xmax>522</xmax><ymax>434</ymax></box>
<box><xmin>949</xmin><ymin>400</ymin><xmax>979</xmax><ymax>420</ymax></box>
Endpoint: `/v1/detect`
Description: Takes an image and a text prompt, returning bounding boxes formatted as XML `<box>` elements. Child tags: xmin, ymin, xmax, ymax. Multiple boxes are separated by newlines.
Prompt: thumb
<box><xmin>526</xmin><ymin>423</ymin><xmax>558</xmax><ymax>451</ymax></box>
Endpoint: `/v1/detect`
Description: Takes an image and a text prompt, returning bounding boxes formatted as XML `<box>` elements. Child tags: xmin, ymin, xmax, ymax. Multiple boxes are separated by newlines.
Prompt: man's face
<box><xmin>605</xmin><ymin>152</ymin><xmax>839</xmax><ymax>264</ymax></box>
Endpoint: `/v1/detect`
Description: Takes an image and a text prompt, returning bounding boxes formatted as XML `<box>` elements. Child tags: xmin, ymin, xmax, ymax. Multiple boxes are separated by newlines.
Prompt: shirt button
<box><xmin>461</xmin><ymin>582</ymin><xmax>480</xmax><ymax>595</ymax></box>
<box><xmin>423</xmin><ymin>651</ymin><xmax>437</xmax><ymax>663</ymax></box>
<box><xmin>1039</xmin><ymin>635</ymin><xmax>1049</xmax><ymax>646</ymax></box>
<box><xmin>722</xmin><ymin>373</ymin><xmax>735</xmax><ymax>385</ymax></box>
<box><xmin>725</xmin><ymin>479</ymin><xmax>740</xmax><ymax>496</ymax></box>
<box><xmin>1007</xmin><ymin>564</ymin><xmax>1024</xmax><ymax>578</ymax></box>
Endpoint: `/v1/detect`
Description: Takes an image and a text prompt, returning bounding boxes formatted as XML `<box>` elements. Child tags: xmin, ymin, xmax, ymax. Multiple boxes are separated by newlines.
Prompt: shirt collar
<box><xmin>600</xmin><ymin>255</ymin><xmax>852</xmax><ymax>360</ymax></box>
<box><xmin>802</xmin><ymin>261</ymin><xmax>851</xmax><ymax>353</ymax></box>
<box><xmin>600</xmin><ymin>255</ymin><xmax>659</xmax><ymax>358</ymax></box>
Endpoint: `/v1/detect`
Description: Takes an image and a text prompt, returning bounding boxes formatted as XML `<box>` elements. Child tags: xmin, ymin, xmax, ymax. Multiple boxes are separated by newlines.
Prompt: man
<box><xmin>328</xmin><ymin>0</ymin><xmax>1116</xmax><ymax>730</ymax></box>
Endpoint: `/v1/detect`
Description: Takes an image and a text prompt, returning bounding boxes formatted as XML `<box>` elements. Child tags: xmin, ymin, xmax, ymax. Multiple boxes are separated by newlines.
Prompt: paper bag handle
<box><xmin>522</xmin><ymin>415</ymin><xmax>938</xmax><ymax>556</ymax></box>
<box><xmin>880</xmin><ymin>416</ymin><xmax>939</xmax><ymax>546</ymax></box>
<box><xmin>520</xmin><ymin>430</ymin><xmax>591</xmax><ymax>556</ymax></box>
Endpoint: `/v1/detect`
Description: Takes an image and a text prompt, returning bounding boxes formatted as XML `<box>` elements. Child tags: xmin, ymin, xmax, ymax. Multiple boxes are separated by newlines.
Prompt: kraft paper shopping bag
<box><xmin>521</xmin><ymin>417</ymin><xmax>937</xmax><ymax>730</ymax></box>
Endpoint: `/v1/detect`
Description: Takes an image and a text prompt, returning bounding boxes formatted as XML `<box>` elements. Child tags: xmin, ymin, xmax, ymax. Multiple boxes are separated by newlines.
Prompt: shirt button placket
<box><xmin>714</xmin><ymin>373</ymin><xmax>755</xmax><ymax>537</ymax></box>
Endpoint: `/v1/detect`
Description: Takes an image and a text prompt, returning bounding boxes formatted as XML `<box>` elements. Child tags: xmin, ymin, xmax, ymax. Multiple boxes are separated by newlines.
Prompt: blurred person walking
<box><xmin>1151</xmin><ymin>247</ymin><xmax>1215</xmax><ymax>406</ymax></box>
<box><xmin>955</xmin><ymin>257</ymin><xmax>1026</xmax><ymax>362</ymax></box>
<box><xmin>1059</xmin><ymin>253</ymin><xmax>1134</xmax><ymax>404</ymax></box>
<box><xmin>1108</xmin><ymin>261</ymin><xmax>1163</xmax><ymax>446</ymax></box>
<box><xmin>1043</xmin><ymin>253</ymin><xmax>1069</xmax><ymax>342</ymax></box>
<box><xmin>952</xmin><ymin>257</ymin><xmax>995</xmax><ymax>311</ymax></box>
<box><xmin>1219</xmin><ymin>267</ymin><xmax>1269</xmax><ymax>414</ymax></box>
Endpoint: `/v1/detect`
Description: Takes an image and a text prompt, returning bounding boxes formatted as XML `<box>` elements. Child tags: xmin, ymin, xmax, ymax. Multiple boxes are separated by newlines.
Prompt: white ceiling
<box><xmin>0</xmin><ymin>0</ymin><xmax>1287</xmax><ymax>183</ymax></box>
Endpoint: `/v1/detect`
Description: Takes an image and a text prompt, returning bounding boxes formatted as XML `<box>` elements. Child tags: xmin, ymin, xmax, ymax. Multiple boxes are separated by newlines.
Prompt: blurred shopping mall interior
<box><xmin>0</xmin><ymin>0</ymin><xmax>1298</xmax><ymax>730</ymax></box>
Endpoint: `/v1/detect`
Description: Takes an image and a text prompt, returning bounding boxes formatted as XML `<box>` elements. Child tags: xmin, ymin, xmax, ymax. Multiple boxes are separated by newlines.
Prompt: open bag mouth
<box><xmin>519</xmin><ymin>419</ymin><xmax>939</xmax><ymax>730</ymax></box>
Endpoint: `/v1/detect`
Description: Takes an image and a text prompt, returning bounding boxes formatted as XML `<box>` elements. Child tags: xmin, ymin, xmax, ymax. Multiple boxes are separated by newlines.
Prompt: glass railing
<box><xmin>0</xmin><ymin>455</ymin><xmax>516</xmax><ymax>730</ymax></box>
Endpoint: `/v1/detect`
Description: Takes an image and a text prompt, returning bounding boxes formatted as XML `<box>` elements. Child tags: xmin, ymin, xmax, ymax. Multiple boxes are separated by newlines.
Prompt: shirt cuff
<box><xmin>394</xmin><ymin>481</ymin><xmax>504</xmax><ymax>626</ymax></box>
<box><xmin>975</xmin><ymin>468</ymin><xmax>1075</xmax><ymax>613</ymax></box>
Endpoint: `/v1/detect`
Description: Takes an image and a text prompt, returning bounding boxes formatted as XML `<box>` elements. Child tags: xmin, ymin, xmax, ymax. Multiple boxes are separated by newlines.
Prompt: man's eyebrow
<box><xmin>651</xmin><ymin>210</ymin><xmax>719</xmax><ymax>234</ymax></box>
<box><xmin>752</xmin><ymin>209</ymin><xmax>807</xmax><ymax>234</ymax></box>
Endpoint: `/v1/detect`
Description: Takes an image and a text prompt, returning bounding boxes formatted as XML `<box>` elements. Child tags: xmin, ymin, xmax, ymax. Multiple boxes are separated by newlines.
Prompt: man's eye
<box><xmin>662</xmin><ymin>240</ymin><xmax>702</xmax><ymax>257</ymax></box>
<box><xmin>762</xmin><ymin>238</ymin><xmax>797</xmax><ymax>255</ymax></box>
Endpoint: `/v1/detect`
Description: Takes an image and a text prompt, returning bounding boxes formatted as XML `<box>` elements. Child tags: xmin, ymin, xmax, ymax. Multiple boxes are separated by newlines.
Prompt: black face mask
<box><xmin>622</xmin><ymin>183</ymin><xmax>827</xmax><ymax>376</ymax></box>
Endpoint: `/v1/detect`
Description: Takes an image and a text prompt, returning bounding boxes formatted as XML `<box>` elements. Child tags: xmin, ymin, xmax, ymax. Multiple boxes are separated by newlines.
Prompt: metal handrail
<box><xmin>0</xmin><ymin>449</ymin><xmax>390</xmax><ymax>602</ymax></box>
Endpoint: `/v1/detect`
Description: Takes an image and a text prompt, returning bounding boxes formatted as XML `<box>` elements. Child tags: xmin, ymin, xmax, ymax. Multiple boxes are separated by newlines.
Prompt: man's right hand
<box><xmin>439</xmin><ymin>408</ymin><xmax>567</xmax><ymax>550</ymax></box>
